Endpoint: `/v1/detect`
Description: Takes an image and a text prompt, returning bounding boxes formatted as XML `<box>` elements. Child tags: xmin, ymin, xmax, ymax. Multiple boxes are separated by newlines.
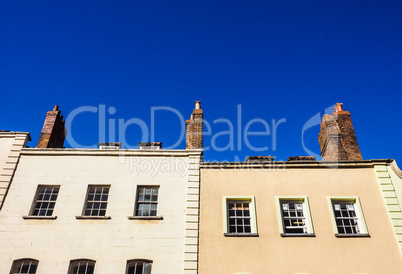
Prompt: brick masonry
<box><xmin>186</xmin><ymin>101</ymin><xmax>203</xmax><ymax>150</ymax></box>
<box><xmin>318</xmin><ymin>103</ymin><xmax>362</xmax><ymax>161</ymax></box>
<box><xmin>37</xmin><ymin>105</ymin><xmax>66</xmax><ymax>148</ymax></box>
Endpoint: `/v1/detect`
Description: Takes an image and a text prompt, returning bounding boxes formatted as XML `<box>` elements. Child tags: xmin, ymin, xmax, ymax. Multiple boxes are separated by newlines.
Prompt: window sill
<box><xmin>23</xmin><ymin>216</ymin><xmax>57</xmax><ymax>220</ymax></box>
<box><xmin>335</xmin><ymin>233</ymin><xmax>370</xmax><ymax>238</ymax></box>
<box><xmin>75</xmin><ymin>216</ymin><xmax>111</xmax><ymax>220</ymax></box>
<box><xmin>128</xmin><ymin>216</ymin><xmax>163</xmax><ymax>220</ymax></box>
<box><xmin>224</xmin><ymin>233</ymin><xmax>259</xmax><ymax>237</ymax></box>
<box><xmin>280</xmin><ymin>233</ymin><xmax>315</xmax><ymax>237</ymax></box>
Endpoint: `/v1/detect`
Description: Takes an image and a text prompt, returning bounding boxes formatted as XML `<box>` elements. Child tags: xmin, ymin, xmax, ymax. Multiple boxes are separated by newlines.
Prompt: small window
<box><xmin>126</xmin><ymin>260</ymin><xmax>152</xmax><ymax>274</ymax></box>
<box><xmin>10</xmin><ymin>259</ymin><xmax>38</xmax><ymax>274</ymax></box>
<box><xmin>276</xmin><ymin>196</ymin><xmax>314</xmax><ymax>236</ymax></box>
<box><xmin>68</xmin><ymin>259</ymin><xmax>95</xmax><ymax>274</ymax></box>
<box><xmin>135</xmin><ymin>186</ymin><xmax>159</xmax><ymax>217</ymax></box>
<box><xmin>228</xmin><ymin>201</ymin><xmax>252</xmax><ymax>233</ymax></box>
<box><xmin>82</xmin><ymin>185</ymin><xmax>110</xmax><ymax>217</ymax></box>
<box><xmin>29</xmin><ymin>185</ymin><xmax>59</xmax><ymax>216</ymax></box>
<box><xmin>223</xmin><ymin>196</ymin><xmax>258</xmax><ymax>236</ymax></box>
<box><xmin>328</xmin><ymin>197</ymin><xmax>369</xmax><ymax>236</ymax></box>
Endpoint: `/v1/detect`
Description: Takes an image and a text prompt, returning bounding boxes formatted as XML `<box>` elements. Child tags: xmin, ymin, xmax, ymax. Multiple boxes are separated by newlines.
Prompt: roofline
<box><xmin>20</xmin><ymin>148</ymin><xmax>203</xmax><ymax>157</ymax></box>
<box><xmin>200</xmin><ymin>159</ymin><xmax>395</xmax><ymax>169</ymax></box>
<box><xmin>0</xmin><ymin>131</ymin><xmax>31</xmax><ymax>141</ymax></box>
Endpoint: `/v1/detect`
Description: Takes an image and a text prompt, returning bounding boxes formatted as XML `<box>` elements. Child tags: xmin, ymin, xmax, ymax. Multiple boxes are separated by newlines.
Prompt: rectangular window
<box><xmin>327</xmin><ymin>197</ymin><xmax>369</xmax><ymax>237</ymax></box>
<box><xmin>223</xmin><ymin>196</ymin><xmax>257</xmax><ymax>236</ymax></box>
<box><xmin>30</xmin><ymin>186</ymin><xmax>59</xmax><ymax>217</ymax></box>
<box><xmin>333</xmin><ymin>202</ymin><xmax>359</xmax><ymax>234</ymax></box>
<box><xmin>227</xmin><ymin>201</ymin><xmax>251</xmax><ymax>233</ymax></box>
<box><xmin>82</xmin><ymin>186</ymin><xmax>110</xmax><ymax>217</ymax></box>
<box><xmin>276</xmin><ymin>196</ymin><xmax>314</xmax><ymax>236</ymax></box>
<box><xmin>135</xmin><ymin>186</ymin><xmax>159</xmax><ymax>217</ymax></box>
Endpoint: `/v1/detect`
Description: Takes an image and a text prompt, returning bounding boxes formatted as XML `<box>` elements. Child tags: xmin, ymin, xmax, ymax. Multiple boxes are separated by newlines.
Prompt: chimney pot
<box><xmin>195</xmin><ymin>101</ymin><xmax>201</xmax><ymax>110</ymax></box>
<box><xmin>334</xmin><ymin>103</ymin><xmax>343</xmax><ymax>113</ymax></box>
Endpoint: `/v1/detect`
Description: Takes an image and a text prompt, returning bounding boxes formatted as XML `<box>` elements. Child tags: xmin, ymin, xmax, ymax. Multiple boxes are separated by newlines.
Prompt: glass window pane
<box><xmin>135</xmin><ymin>187</ymin><xmax>159</xmax><ymax>217</ymax></box>
<box><xmin>11</xmin><ymin>259</ymin><xmax>39</xmax><ymax>274</ymax></box>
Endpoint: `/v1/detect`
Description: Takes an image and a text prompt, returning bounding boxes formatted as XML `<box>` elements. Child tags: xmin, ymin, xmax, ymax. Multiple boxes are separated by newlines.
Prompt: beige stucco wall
<box><xmin>199</xmin><ymin>163</ymin><xmax>402</xmax><ymax>274</ymax></box>
<box><xmin>0</xmin><ymin>149</ymin><xmax>201</xmax><ymax>274</ymax></box>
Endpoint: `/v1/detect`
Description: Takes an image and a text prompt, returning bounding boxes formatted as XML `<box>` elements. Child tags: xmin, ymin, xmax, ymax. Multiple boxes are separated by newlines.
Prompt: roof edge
<box><xmin>21</xmin><ymin>148</ymin><xmax>203</xmax><ymax>157</ymax></box>
<box><xmin>200</xmin><ymin>159</ymin><xmax>394</xmax><ymax>169</ymax></box>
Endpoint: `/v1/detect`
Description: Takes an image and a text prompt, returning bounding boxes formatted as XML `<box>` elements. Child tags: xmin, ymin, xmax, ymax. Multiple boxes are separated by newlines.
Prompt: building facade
<box><xmin>0</xmin><ymin>103</ymin><xmax>203</xmax><ymax>274</ymax></box>
<box><xmin>198</xmin><ymin>159</ymin><xmax>402</xmax><ymax>274</ymax></box>
<box><xmin>198</xmin><ymin>104</ymin><xmax>402</xmax><ymax>273</ymax></box>
<box><xmin>1</xmin><ymin>102</ymin><xmax>402</xmax><ymax>274</ymax></box>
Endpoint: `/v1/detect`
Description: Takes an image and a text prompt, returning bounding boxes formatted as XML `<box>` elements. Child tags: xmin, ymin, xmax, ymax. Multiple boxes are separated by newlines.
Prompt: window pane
<box><xmin>127</xmin><ymin>261</ymin><xmax>152</xmax><ymax>274</ymax></box>
<box><xmin>281</xmin><ymin>200</ymin><xmax>307</xmax><ymax>234</ymax></box>
<box><xmin>83</xmin><ymin>186</ymin><xmax>109</xmax><ymax>216</ymax></box>
<box><xmin>227</xmin><ymin>200</ymin><xmax>252</xmax><ymax>234</ymax></box>
<box><xmin>11</xmin><ymin>259</ymin><xmax>38</xmax><ymax>274</ymax></box>
<box><xmin>135</xmin><ymin>187</ymin><xmax>159</xmax><ymax>217</ymax></box>
<box><xmin>144</xmin><ymin>263</ymin><xmax>152</xmax><ymax>274</ymax></box>
<box><xmin>144</xmin><ymin>194</ymin><xmax>151</xmax><ymax>201</ymax></box>
<box><xmin>332</xmin><ymin>201</ymin><xmax>360</xmax><ymax>234</ymax></box>
<box><xmin>68</xmin><ymin>260</ymin><xmax>95</xmax><ymax>274</ymax></box>
<box><xmin>30</xmin><ymin>186</ymin><xmax>59</xmax><ymax>217</ymax></box>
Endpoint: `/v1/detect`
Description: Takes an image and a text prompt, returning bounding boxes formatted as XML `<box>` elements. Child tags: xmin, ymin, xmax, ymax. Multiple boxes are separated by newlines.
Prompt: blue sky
<box><xmin>1</xmin><ymin>0</ymin><xmax>401</xmax><ymax>163</ymax></box>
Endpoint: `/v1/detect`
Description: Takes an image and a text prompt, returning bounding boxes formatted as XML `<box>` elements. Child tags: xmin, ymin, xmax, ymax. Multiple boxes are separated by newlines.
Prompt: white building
<box><xmin>0</xmin><ymin>103</ymin><xmax>203</xmax><ymax>274</ymax></box>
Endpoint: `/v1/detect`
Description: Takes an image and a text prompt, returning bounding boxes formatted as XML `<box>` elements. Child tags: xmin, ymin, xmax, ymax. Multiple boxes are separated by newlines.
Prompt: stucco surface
<box><xmin>0</xmin><ymin>153</ymin><xmax>192</xmax><ymax>273</ymax></box>
<box><xmin>199</xmin><ymin>166</ymin><xmax>402</xmax><ymax>274</ymax></box>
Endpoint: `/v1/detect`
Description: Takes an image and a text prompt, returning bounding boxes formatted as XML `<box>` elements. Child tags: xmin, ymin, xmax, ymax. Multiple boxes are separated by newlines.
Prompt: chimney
<box><xmin>37</xmin><ymin>105</ymin><xmax>66</xmax><ymax>148</ymax></box>
<box><xmin>138</xmin><ymin>142</ymin><xmax>162</xmax><ymax>150</ymax></box>
<box><xmin>318</xmin><ymin>103</ymin><xmax>362</xmax><ymax>161</ymax></box>
<box><xmin>246</xmin><ymin>156</ymin><xmax>274</xmax><ymax>163</ymax></box>
<box><xmin>99</xmin><ymin>142</ymin><xmax>122</xmax><ymax>149</ymax></box>
<box><xmin>186</xmin><ymin>101</ymin><xmax>203</xmax><ymax>149</ymax></box>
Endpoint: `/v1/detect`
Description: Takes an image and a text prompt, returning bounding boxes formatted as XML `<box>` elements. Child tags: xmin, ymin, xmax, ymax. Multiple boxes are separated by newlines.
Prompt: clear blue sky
<box><xmin>1</xmin><ymin>0</ymin><xmax>401</xmax><ymax>163</ymax></box>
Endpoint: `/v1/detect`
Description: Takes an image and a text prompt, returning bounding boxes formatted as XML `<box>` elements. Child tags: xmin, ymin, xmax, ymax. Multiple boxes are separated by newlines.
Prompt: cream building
<box><xmin>198</xmin><ymin>159</ymin><xmax>402</xmax><ymax>274</ymax></box>
<box><xmin>2</xmin><ymin>102</ymin><xmax>402</xmax><ymax>274</ymax></box>
<box><xmin>0</xmin><ymin>103</ymin><xmax>203</xmax><ymax>274</ymax></box>
<box><xmin>198</xmin><ymin>104</ymin><xmax>402</xmax><ymax>274</ymax></box>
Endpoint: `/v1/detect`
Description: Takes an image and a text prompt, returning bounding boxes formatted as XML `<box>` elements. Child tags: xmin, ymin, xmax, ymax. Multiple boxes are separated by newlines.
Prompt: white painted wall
<box><xmin>0</xmin><ymin>150</ymin><xmax>200</xmax><ymax>274</ymax></box>
<box><xmin>0</xmin><ymin>136</ymin><xmax>14</xmax><ymax>169</ymax></box>
<box><xmin>0</xmin><ymin>132</ymin><xmax>30</xmax><ymax>208</ymax></box>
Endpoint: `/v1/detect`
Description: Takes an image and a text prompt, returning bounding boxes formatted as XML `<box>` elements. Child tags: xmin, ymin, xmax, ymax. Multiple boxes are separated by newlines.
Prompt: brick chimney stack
<box><xmin>318</xmin><ymin>103</ymin><xmax>362</xmax><ymax>161</ymax></box>
<box><xmin>37</xmin><ymin>105</ymin><xmax>66</xmax><ymax>148</ymax></box>
<box><xmin>186</xmin><ymin>101</ymin><xmax>203</xmax><ymax>149</ymax></box>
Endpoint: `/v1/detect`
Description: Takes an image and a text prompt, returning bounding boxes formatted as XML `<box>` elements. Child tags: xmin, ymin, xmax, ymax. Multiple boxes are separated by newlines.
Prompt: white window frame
<box><xmin>68</xmin><ymin>259</ymin><xmax>96</xmax><ymax>274</ymax></box>
<box><xmin>9</xmin><ymin>258</ymin><xmax>39</xmax><ymax>274</ymax></box>
<box><xmin>135</xmin><ymin>186</ymin><xmax>159</xmax><ymax>217</ymax></box>
<box><xmin>29</xmin><ymin>185</ymin><xmax>60</xmax><ymax>217</ymax></box>
<box><xmin>81</xmin><ymin>185</ymin><xmax>110</xmax><ymax>217</ymax></box>
<box><xmin>276</xmin><ymin>196</ymin><xmax>315</xmax><ymax>236</ymax></box>
<box><xmin>223</xmin><ymin>196</ymin><xmax>258</xmax><ymax>236</ymax></box>
<box><xmin>126</xmin><ymin>259</ymin><xmax>152</xmax><ymax>274</ymax></box>
<box><xmin>327</xmin><ymin>196</ymin><xmax>369</xmax><ymax>237</ymax></box>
